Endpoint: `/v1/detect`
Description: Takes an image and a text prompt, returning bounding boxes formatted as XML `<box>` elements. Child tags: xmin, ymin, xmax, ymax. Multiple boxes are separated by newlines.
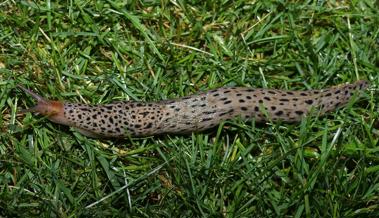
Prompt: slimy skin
<box><xmin>18</xmin><ymin>80</ymin><xmax>369</xmax><ymax>138</ymax></box>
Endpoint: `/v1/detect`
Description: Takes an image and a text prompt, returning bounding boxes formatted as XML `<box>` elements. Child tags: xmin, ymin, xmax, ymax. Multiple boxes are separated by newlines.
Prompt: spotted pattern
<box><xmin>61</xmin><ymin>80</ymin><xmax>368</xmax><ymax>137</ymax></box>
<box><xmin>64</xmin><ymin>102</ymin><xmax>165</xmax><ymax>137</ymax></box>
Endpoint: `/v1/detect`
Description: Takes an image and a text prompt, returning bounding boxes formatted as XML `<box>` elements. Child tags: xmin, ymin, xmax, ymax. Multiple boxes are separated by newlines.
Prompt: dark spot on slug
<box><xmin>139</xmin><ymin>111</ymin><xmax>150</xmax><ymax>117</ymax></box>
<box><xmin>201</xmin><ymin>117</ymin><xmax>213</xmax><ymax>122</ymax></box>
<box><xmin>241</xmin><ymin>107</ymin><xmax>248</xmax><ymax>111</ymax></box>
<box><xmin>263</xmin><ymin>96</ymin><xmax>271</xmax><ymax>101</ymax></box>
<box><xmin>246</xmin><ymin>96</ymin><xmax>252</xmax><ymax>100</ymax></box>
<box><xmin>224</xmin><ymin>90</ymin><xmax>231</xmax><ymax>94</ymax></box>
<box><xmin>239</xmin><ymin>99</ymin><xmax>245</xmax><ymax>103</ymax></box>
<box><xmin>105</xmin><ymin>105</ymin><xmax>113</xmax><ymax>110</ymax></box>
<box><xmin>305</xmin><ymin>99</ymin><xmax>313</xmax><ymax>105</ymax></box>
<box><xmin>279</xmin><ymin>99</ymin><xmax>289</xmax><ymax>102</ymax></box>
<box><xmin>224</xmin><ymin>100</ymin><xmax>232</xmax><ymax>104</ymax></box>
<box><xmin>271</xmin><ymin>106</ymin><xmax>276</xmax><ymax>111</ymax></box>
<box><xmin>275</xmin><ymin>111</ymin><xmax>284</xmax><ymax>116</ymax></box>
<box><xmin>202</xmin><ymin>111</ymin><xmax>216</xmax><ymax>115</ymax></box>
<box><xmin>219</xmin><ymin>109</ymin><xmax>234</xmax><ymax>116</ymax></box>
<box><xmin>300</xmin><ymin>92</ymin><xmax>308</xmax><ymax>96</ymax></box>
<box><xmin>325</xmin><ymin>93</ymin><xmax>332</xmax><ymax>97</ymax></box>
<box><xmin>295</xmin><ymin>111</ymin><xmax>304</xmax><ymax>115</ymax></box>
<box><xmin>144</xmin><ymin>123</ymin><xmax>153</xmax><ymax>129</ymax></box>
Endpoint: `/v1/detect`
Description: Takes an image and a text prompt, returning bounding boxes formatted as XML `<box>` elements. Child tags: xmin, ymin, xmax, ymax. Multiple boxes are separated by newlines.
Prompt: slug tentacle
<box><xmin>17</xmin><ymin>85</ymin><xmax>68</xmax><ymax>125</ymax></box>
<box><xmin>18</xmin><ymin>80</ymin><xmax>369</xmax><ymax>138</ymax></box>
<box><xmin>17</xmin><ymin>85</ymin><xmax>47</xmax><ymax>103</ymax></box>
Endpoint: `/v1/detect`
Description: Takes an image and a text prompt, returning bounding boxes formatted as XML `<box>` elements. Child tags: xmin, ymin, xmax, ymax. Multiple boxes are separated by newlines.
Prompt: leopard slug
<box><xmin>18</xmin><ymin>80</ymin><xmax>368</xmax><ymax>138</ymax></box>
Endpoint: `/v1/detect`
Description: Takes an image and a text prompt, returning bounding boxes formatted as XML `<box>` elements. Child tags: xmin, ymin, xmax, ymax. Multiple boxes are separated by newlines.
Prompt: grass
<box><xmin>1</xmin><ymin>0</ymin><xmax>379</xmax><ymax>217</ymax></box>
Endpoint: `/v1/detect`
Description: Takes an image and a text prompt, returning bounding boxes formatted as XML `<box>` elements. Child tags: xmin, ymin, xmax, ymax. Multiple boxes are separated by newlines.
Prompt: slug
<box><xmin>18</xmin><ymin>80</ymin><xmax>368</xmax><ymax>138</ymax></box>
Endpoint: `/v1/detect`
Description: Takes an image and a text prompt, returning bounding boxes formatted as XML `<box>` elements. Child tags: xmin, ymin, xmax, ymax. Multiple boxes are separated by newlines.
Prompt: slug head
<box><xmin>18</xmin><ymin>85</ymin><xmax>66</xmax><ymax>124</ymax></box>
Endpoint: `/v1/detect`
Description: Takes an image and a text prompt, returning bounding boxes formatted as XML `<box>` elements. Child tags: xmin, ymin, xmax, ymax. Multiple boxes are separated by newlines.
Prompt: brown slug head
<box><xmin>17</xmin><ymin>85</ymin><xmax>67</xmax><ymax>124</ymax></box>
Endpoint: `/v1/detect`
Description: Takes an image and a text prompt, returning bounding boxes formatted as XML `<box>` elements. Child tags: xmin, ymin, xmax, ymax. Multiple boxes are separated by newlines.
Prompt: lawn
<box><xmin>1</xmin><ymin>0</ymin><xmax>379</xmax><ymax>217</ymax></box>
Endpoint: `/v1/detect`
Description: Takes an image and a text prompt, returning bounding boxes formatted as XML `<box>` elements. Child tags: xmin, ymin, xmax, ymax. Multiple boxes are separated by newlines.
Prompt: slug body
<box><xmin>18</xmin><ymin>80</ymin><xmax>368</xmax><ymax>138</ymax></box>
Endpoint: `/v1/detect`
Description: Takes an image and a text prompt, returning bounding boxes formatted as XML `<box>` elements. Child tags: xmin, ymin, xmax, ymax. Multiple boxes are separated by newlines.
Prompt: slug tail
<box><xmin>318</xmin><ymin>79</ymin><xmax>369</xmax><ymax>115</ymax></box>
